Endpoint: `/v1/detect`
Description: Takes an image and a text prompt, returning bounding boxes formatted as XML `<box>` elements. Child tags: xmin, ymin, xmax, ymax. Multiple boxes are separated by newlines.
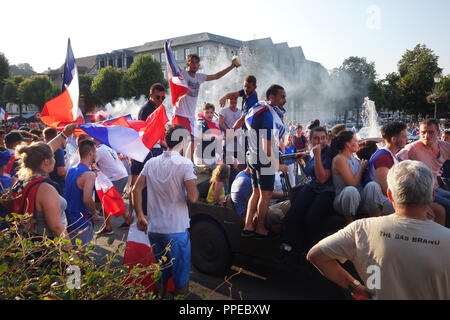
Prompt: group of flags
<box><xmin>39</xmin><ymin>38</ymin><xmax>188</xmax><ymax>292</ymax></box>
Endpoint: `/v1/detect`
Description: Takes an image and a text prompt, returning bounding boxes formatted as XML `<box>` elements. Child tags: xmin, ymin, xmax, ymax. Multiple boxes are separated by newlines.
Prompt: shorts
<box><xmin>130</xmin><ymin>148</ymin><xmax>164</xmax><ymax>176</ymax></box>
<box><xmin>148</xmin><ymin>230</ymin><xmax>191</xmax><ymax>289</ymax></box>
<box><xmin>249</xmin><ymin>163</ymin><xmax>275</xmax><ymax>191</ymax></box>
<box><xmin>69</xmin><ymin>222</ymin><xmax>94</xmax><ymax>248</ymax></box>
<box><xmin>172</xmin><ymin>115</ymin><xmax>195</xmax><ymax>137</ymax></box>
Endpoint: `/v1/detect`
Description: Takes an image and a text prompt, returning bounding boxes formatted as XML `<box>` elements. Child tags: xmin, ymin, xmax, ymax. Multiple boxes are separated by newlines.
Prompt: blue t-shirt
<box><xmin>303</xmin><ymin>145</ymin><xmax>334</xmax><ymax>193</ymax></box>
<box><xmin>247</xmin><ymin>109</ymin><xmax>273</xmax><ymax>168</ymax></box>
<box><xmin>49</xmin><ymin>148</ymin><xmax>66</xmax><ymax>193</ymax></box>
<box><xmin>284</xmin><ymin>146</ymin><xmax>296</xmax><ymax>166</ymax></box>
<box><xmin>230</xmin><ymin>171</ymin><xmax>253</xmax><ymax>218</ymax></box>
<box><xmin>239</xmin><ymin>90</ymin><xmax>259</xmax><ymax>115</ymax></box>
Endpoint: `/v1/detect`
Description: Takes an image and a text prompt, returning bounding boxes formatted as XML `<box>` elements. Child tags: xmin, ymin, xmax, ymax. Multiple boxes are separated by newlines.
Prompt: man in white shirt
<box><xmin>134</xmin><ymin>125</ymin><xmax>199</xmax><ymax>298</ymax></box>
<box><xmin>172</xmin><ymin>53</ymin><xmax>239</xmax><ymax>158</ymax></box>
<box><xmin>307</xmin><ymin>160</ymin><xmax>450</xmax><ymax>300</ymax></box>
<box><xmin>94</xmin><ymin>140</ymin><xmax>129</xmax><ymax>236</ymax></box>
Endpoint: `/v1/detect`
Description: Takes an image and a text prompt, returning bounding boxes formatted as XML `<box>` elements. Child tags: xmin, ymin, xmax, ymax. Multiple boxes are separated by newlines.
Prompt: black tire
<box><xmin>190</xmin><ymin>220</ymin><xmax>232</xmax><ymax>276</ymax></box>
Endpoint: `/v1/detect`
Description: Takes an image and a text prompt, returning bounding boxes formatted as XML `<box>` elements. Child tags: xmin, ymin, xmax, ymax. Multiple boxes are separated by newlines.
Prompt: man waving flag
<box><xmin>164</xmin><ymin>39</ymin><xmax>190</xmax><ymax>109</ymax></box>
<box><xmin>41</xmin><ymin>39</ymin><xmax>85</xmax><ymax>128</ymax></box>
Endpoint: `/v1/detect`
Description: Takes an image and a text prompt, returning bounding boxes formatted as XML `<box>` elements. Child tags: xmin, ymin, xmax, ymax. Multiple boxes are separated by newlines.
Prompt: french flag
<box><xmin>164</xmin><ymin>40</ymin><xmax>190</xmax><ymax>108</ymax></box>
<box><xmin>0</xmin><ymin>107</ymin><xmax>7</xmax><ymax>121</ymax></box>
<box><xmin>79</xmin><ymin>106</ymin><xmax>168</xmax><ymax>162</ymax></box>
<box><xmin>123</xmin><ymin>213</ymin><xmax>175</xmax><ymax>292</ymax></box>
<box><xmin>41</xmin><ymin>39</ymin><xmax>85</xmax><ymax>128</ymax></box>
<box><xmin>95</xmin><ymin>171</ymin><xmax>126</xmax><ymax>217</ymax></box>
<box><xmin>245</xmin><ymin>103</ymin><xmax>271</xmax><ymax>129</ymax></box>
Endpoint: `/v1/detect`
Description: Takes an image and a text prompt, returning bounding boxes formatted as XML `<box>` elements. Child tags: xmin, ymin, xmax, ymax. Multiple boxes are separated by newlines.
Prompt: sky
<box><xmin>2</xmin><ymin>0</ymin><xmax>449</xmax><ymax>79</ymax></box>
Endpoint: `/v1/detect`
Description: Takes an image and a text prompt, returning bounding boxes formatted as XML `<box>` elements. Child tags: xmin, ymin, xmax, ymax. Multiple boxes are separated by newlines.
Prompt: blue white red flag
<box><xmin>164</xmin><ymin>40</ymin><xmax>190</xmax><ymax>108</ymax></box>
<box><xmin>79</xmin><ymin>106</ymin><xmax>168</xmax><ymax>162</ymax></box>
<box><xmin>0</xmin><ymin>107</ymin><xmax>8</xmax><ymax>121</ymax></box>
<box><xmin>244</xmin><ymin>103</ymin><xmax>270</xmax><ymax>129</ymax></box>
<box><xmin>41</xmin><ymin>39</ymin><xmax>85</xmax><ymax>128</ymax></box>
<box><xmin>95</xmin><ymin>171</ymin><xmax>126</xmax><ymax>217</ymax></box>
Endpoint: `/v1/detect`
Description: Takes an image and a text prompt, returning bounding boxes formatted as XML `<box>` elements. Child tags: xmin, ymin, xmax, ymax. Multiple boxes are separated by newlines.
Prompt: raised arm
<box><xmin>206</xmin><ymin>62</ymin><xmax>237</xmax><ymax>82</ymax></box>
<box><xmin>219</xmin><ymin>91</ymin><xmax>240</xmax><ymax>108</ymax></box>
<box><xmin>332</xmin><ymin>156</ymin><xmax>368</xmax><ymax>187</ymax></box>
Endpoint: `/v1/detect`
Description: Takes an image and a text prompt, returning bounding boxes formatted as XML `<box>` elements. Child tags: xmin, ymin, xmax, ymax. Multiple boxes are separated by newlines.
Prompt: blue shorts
<box><xmin>148</xmin><ymin>230</ymin><xmax>191</xmax><ymax>288</ymax></box>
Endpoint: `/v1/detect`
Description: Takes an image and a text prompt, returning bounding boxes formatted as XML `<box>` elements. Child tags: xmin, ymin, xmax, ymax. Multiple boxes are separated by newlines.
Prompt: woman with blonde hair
<box><xmin>206</xmin><ymin>164</ymin><xmax>230</xmax><ymax>204</ymax></box>
<box><xmin>10</xmin><ymin>141</ymin><xmax>71</xmax><ymax>245</ymax></box>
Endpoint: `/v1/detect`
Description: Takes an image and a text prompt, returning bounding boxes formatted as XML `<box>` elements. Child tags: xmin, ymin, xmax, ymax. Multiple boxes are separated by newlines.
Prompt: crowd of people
<box><xmin>0</xmin><ymin>51</ymin><xmax>449</xmax><ymax>300</ymax></box>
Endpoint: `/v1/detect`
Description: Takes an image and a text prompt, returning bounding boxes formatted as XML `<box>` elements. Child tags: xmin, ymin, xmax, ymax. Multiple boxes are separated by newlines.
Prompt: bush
<box><xmin>0</xmin><ymin>213</ymin><xmax>168</xmax><ymax>300</ymax></box>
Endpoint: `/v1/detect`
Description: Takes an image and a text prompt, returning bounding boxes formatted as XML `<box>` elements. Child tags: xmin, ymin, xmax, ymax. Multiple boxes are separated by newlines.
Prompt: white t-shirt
<box><xmin>95</xmin><ymin>144</ymin><xmax>128</xmax><ymax>182</ymax></box>
<box><xmin>142</xmin><ymin>151</ymin><xmax>197</xmax><ymax>234</ymax></box>
<box><xmin>174</xmin><ymin>70</ymin><xmax>208</xmax><ymax>119</ymax></box>
<box><xmin>219</xmin><ymin>107</ymin><xmax>242</xmax><ymax>130</ymax></box>
<box><xmin>318</xmin><ymin>214</ymin><xmax>450</xmax><ymax>300</ymax></box>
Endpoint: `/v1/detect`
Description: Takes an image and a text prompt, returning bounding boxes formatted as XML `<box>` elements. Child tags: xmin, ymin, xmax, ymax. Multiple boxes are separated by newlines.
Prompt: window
<box><xmin>127</xmin><ymin>56</ymin><xmax>133</xmax><ymax>68</ymax></box>
<box><xmin>198</xmin><ymin>46</ymin><xmax>204</xmax><ymax>57</ymax></box>
<box><xmin>184</xmin><ymin>48</ymin><xmax>191</xmax><ymax>59</ymax></box>
<box><xmin>117</xmin><ymin>57</ymin><xmax>123</xmax><ymax>68</ymax></box>
<box><xmin>175</xmin><ymin>50</ymin><xmax>181</xmax><ymax>61</ymax></box>
<box><xmin>161</xmin><ymin>52</ymin><xmax>166</xmax><ymax>63</ymax></box>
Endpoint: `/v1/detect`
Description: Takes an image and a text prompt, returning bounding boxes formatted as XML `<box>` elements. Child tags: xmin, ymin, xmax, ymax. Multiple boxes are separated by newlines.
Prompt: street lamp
<box><xmin>434</xmin><ymin>73</ymin><xmax>441</xmax><ymax>119</ymax></box>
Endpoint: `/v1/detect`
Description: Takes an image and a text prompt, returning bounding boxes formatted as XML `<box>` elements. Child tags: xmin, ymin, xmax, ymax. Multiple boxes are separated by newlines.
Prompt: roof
<box><xmin>134</xmin><ymin>32</ymin><xmax>243</xmax><ymax>54</ymax></box>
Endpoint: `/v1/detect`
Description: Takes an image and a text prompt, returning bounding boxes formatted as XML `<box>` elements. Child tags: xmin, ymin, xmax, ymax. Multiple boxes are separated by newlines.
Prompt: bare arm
<box><xmin>56</xmin><ymin>166</ymin><xmax>67</xmax><ymax>178</ymax></box>
<box><xmin>206</xmin><ymin>63</ymin><xmax>236</xmax><ymax>82</ymax></box>
<box><xmin>218</xmin><ymin>115</ymin><xmax>228</xmax><ymax>132</ymax></box>
<box><xmin>219</xmin><ymin>92</ymin><xmax>240</xmax><ymax>108</ymax></box>
<box><xmin>48</xmin><ymin>124</ymin><xmax>77</xmax><ymax>153</ymax></box>
<box><xmin>312</xmin><ymin>146</ymin><xmax>331</xmax><ymax>184</ymax></box>
<box><xmin>307</xmin><ymin>244</ymin><xmax>372</xmax><ymax>300</ymax></box>
<box><xmin>132</xmin><ymin>175</ymin><xmax>148</xmax><ymax>232</ymax></box>
<box><xmin>213</xmin><ymin>182</ymin><xmax>225</xmax><ymax>203</ymax></box>
<box><xmin>232</xmin><ymin>115</ymin><xmax>246</xmax><ymax>131</ymax></box>
<box><xmin>184</xmin><ymin>179</ymin><xmax>199</xmax><ymax>204</ymax></box>
<box><xmin>333</xmin><ymin>156</ymin><xmax>367</xmax><ymax>187</ymax></box>
<box><xmin>80</xmin><ymin>171</ymin><xmax>96</xmax><ymax>214</ymax></box>
<box><xmin>36</xmin><ymin>183</ymin><xmax>70</xmax><ymax>241</ymax></box>
<box><xmin>375</xmin><ymin>167</ymin><xmax>390</xmax><ymax>196</ymax></box>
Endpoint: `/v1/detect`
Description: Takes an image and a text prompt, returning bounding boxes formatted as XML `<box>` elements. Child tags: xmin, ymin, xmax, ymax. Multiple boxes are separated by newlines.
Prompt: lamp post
<box><xmin>434</xmin><ymin>73</ymin><xmax>441</xmax><ymax>119</ymax></box>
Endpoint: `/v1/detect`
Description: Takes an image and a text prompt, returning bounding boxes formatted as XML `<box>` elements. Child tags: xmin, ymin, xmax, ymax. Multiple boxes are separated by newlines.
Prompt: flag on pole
<box><xmin>0</xmin><ymin>107</ymin><xmax>8</xmax><ymax>121</ymax></box>
<box><xmin>41</xmin><ymin>38</ymin><xmax>85</xmax><ymax>128</ymax></box>
<box><xmin>95</xmin><ymin>171</ymin><xmax>126</xmax><ymax>217</ymax></box>
<box><xmin>164</xmin><ymin>40</ymin><xmax>190</xmax><ymax>108</ymax></box>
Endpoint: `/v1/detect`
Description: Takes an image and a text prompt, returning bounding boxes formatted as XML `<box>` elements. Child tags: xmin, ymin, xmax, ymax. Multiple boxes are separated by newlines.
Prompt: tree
<box><xmin>0</xmin><ymin>52</ymin><xmax>9</xmax><ymax>82</ymax></box>
<box><xmin>397</xmin><ymin>44</ymin><xmax>442</xmax><ymax>117</ymax></box>
<box><xmin>1</xmin><ymin>78</ymin><xmax>19</xmax><ymax>105</ymax></box>
<box><xmin>329</xmin><ymin>57</ymin><xmax>377</xmax><ymax>124</ymax></box>
<box><xmin>9</xmin><ymin>63</ymin><xmax>37</xmax><ymax>78</ymax></box>
<box><xmin>120</xmin><ymin>54</ymin><xmax>168</xmax><ymax>99</ymax></box>
<box><xmin>91</xmin><ymin>67</ymin><xmax>124</xmax><ymax>105</ymax></box>
<box><xmin>79</xmin><ymin>74</ymin><xmax>99</xmax><ymax>113</ymax></box>
<box><xmin>18</xmin><ymin>75</ymin><xmax>59</xmax><ymax>113</ymax></box>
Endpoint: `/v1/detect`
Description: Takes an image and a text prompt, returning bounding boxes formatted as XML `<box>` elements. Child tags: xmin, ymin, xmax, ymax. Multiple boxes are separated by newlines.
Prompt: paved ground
<box><xmin>90</xmin><ymin>200</ymin><xmax>350</xmax><ymax>300</ymax></box>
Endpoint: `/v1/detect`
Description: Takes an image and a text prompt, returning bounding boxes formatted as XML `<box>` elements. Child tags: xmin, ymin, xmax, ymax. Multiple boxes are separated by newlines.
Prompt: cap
<box><xmin>0</xmin><ymin>150</ymin><xmax>11</xmax><ymax>166</ymax></box>
<box><xmin>5</xmin><ymin>131</ymin><xmax>29</xmax><ymax>147</ymax></box>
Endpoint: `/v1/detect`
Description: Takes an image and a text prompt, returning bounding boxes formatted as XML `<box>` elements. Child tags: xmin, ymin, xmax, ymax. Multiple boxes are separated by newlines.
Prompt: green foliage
<box><xmin>0</xmin><ymin>214</ymin><xmax>167</xmax><ymax>300</ymax></box>
<box><xmin>79</xmin><ymin>74</ymin><xmax>99</xmax><ymax>113</ymax></box>
<box><xmin>397</xmin><ymin>44</ymin><xmax>442</xmax><ymax>116</ymax></box>
<box><xmin>1</xmin><ymin>78</ymin><xmax>19</xmax><ymax>105</ymax></box>
<box><xmin>0</xmin><ymin>52</ymin><xmax>9</xmax><ymax>82</ymax></box>
<box><xmin>18</xmin><ymin>75</ymin><xmax>59</xmax><ymax>111</ymax></box>
<box><xmin>120</xmin><ymin>54</ymin><xmax>168</xmax><ymax>99</ymax></box>
<box><xmin>91</xmin><ymin>66</ymin><xmax>124</xmax><ymax>105</ymax></box>
<box><xmin>9</xmin><ymin>63</ymin><xmax>37</xmax><ymax>78</ymax></box>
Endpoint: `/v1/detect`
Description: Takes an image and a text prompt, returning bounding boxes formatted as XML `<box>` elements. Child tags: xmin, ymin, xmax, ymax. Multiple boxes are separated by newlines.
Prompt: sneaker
<box><xmin>96</xmin><ymin>227</ymin><xmax>114</xmax><ymax>236</ymax></box>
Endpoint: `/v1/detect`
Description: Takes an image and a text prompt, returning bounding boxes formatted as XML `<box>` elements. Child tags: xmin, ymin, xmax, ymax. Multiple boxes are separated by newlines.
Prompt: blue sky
<box><xmin>2</xmin><ymin>0</ymin><xmax>449</xmax><ymax>79</ymax></box>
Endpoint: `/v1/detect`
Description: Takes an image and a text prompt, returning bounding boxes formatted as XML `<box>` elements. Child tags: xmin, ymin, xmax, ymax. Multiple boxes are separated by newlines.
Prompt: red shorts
<box><xmin>172</xmin><ymin>115</ymin><xmax>195</xmax><ymax>137</ymax></box>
